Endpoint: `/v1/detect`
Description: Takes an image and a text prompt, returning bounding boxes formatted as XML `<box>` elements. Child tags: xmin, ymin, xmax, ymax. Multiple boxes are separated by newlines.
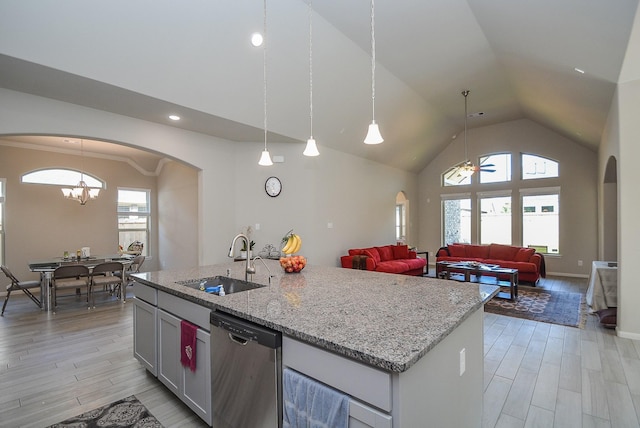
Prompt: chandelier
<box><xmin>61</xmin><ymin>139</ymin><xmax>100</xmax><ymax>205</ymax></box>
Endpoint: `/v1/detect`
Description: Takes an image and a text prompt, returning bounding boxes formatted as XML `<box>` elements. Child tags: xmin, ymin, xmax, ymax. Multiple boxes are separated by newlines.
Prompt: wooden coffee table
<box><xmin>437</xmin><ymin>261</ymin><xmax>518</xmax><ymax>301</ymax></box>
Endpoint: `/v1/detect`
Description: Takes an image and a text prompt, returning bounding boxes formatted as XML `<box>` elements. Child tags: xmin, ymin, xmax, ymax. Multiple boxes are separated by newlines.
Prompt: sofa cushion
<box><xmin>363</xmin><ymin>247</ymin><xmax>381</xmax><ymax>263</ymax></box>
<box><xmin>348</xmin><ymin>248</ymin><xmax>365</xmax><ymax>256</ymax></box>
<box><xmin>375</xmin><ymin>260</ymin><xmax>410</xmax><ymax>274</ymax></box>
<box><xmin>489</xmin><ymin>244</ymin><xmax>519</xmax><ymax>261</ymax></box>
<box><xmin>514</xmin><ymin>247</ymin><xmax>535</xmax><ymax>262</ymax></box>
<box><xmin>466</xmin><ymin>244</ymin><xmax>490</xmax><ymax>258</ymax></box>
<box><xmin>448</xmin><ymin>244</ymin><xmax>467</xmax><ymax>257</ymax></box>
<box><xmin>376</xmin><ymin>245</ymin><xmax>395</xmax><ymax>262</ymax></box>
<box><xmin>403</xmin><ymin>258</ymin><xmax>427</xmax><ymax>270</ymax></box>
<box><xmin>392</xmin><ymin>244</ymin><xmax>409</xmax><ymax>259</ymax></box>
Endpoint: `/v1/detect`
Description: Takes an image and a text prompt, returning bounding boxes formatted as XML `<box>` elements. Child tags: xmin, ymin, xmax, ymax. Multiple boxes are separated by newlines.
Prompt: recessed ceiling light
<box><xmin>251</xmin><ymin>32</ymin><xmax>263</xmax><ymax>47</ymax></box>
<box><xmin>169</xmin><ymin>115</ymin><xmax>180</xmax><ymax>121</ymax></box>
<box><xmin>574</xmin><ymin>67</ymin><xmax>585</xmax><ymax>74</ymax></box>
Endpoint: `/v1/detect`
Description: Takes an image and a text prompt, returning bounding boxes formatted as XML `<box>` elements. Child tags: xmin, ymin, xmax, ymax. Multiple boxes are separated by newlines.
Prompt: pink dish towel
<box><xmin>180</xmin><ymin>320</ymin><xmax>197</xmax><ymax>372</ymax></box>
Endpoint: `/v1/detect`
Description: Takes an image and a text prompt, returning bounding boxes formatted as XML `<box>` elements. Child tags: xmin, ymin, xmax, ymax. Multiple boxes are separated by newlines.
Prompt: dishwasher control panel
<box><xmin>210</xmin><ymin>310</ymin><xmax>281</xmax><ymax>349</ymax></box>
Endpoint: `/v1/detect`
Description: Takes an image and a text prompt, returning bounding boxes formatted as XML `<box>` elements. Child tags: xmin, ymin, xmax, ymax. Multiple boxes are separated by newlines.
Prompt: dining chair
<box><xmin>52</xmin><ymin>265</ymin><xmax>91</xmax><ymax>311</ymax></box>
<box><xmin>90</xmin><ymin>261</ymin><xmax>124</xmax><ymax>307</ymax></box>
<box><xmin>115</xmin><ymin>255</ymin><xmax>145</xmax><ymax>293</ymax></box>
<box><xmin>1</xmin><ymin>265</ymin><xmax>41</xmax><ymax>315</ymax></box>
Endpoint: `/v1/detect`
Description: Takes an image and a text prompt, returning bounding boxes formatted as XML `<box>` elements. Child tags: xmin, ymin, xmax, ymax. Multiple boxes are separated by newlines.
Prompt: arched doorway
<box><xmin>603</xmin><ymin>156</ymin><xmax>617</xmax><ymax>261</ymax></box>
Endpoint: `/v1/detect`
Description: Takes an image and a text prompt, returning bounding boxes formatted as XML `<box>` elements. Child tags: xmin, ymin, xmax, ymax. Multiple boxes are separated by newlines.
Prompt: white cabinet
<box><xmin>133</xmin><ymin>283</ymin><xmax>157</xmax><ymax>376</ymax></box>
<box><xmin>133</xmin><ymin>283</ymin><xmax>212</xmax><ymax>426</ymax></box>
<box><xmin>157</xmin><ymin>295</ymin><xmax>212</xmax><ymax>425</ymax></box>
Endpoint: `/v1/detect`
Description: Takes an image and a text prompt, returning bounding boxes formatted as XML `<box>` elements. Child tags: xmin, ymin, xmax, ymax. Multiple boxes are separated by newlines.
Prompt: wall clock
<box><xmin>265</xmin><ymin>176</ymin><xmax>282</xmax><ymax>197</ymax></box>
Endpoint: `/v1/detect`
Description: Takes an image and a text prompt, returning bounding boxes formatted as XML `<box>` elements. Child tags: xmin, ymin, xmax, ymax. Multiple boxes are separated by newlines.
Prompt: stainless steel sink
<box><xmin>176</xmin><ymin>275</ymin><xmax>266</xmax><ymax>295</ymax></box>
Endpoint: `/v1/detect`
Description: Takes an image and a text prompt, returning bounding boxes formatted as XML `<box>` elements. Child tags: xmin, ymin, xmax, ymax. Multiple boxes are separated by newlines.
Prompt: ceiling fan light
<box><xmin>364</xmin><ymin>121</ymin><xmax>384</xmax><ymax>145</ymax></box>
<box><xmin>258</xmin><ymin>149</ymin><xmax>273</xmax><ymax>166</ymax></box>
<box><xmin>303</xmin><ymin>137</ymin><xmax>319</xmax><ymax>156</ymax></box>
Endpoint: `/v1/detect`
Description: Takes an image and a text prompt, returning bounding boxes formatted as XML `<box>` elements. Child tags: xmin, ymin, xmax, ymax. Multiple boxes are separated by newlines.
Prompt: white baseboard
<box><xmin>616</xmin><ymin>328</ymin><xmax>640</xmax><ymax>340</ymax></box>
<box><xmin>545</xmin><ymin>271</ymin><xmax>589</xmax><ymax>279</ymax></box>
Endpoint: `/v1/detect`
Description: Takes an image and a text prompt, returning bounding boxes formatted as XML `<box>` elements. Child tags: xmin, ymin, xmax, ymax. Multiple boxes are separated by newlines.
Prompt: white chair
<box><xmin>1</xmin><ymin>265</ymin><xmax>41</xmax><ymax>315</ymax></box>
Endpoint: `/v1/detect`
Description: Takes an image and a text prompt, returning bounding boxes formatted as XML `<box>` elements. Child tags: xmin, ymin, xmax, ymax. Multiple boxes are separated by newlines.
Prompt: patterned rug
<box><xmin>47</xmin><ymin>395</ymin><xmax>163</xmax><ymax>428</ymax></box>
<box><xmin>484</xmin><ymin>285</ymin><xmax>587</xmax><ymax>328</ymax></box>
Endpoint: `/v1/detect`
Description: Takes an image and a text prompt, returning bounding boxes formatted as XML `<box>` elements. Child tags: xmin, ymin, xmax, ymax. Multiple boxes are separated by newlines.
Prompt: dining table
<box><xmin>585</xmin><ymin>260</ymin><xmax>618</xmax><ymax>312</ymax></box>
<box><xmin>28</xmin><ymin>254</ymin><xmax>135</xmax><ymax>311</ymax></box>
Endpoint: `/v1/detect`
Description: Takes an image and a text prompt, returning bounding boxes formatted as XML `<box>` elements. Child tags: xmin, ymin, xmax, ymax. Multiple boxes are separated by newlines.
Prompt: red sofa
<box><xmin>340</xmin><ymin>244</ymin><xmax>426</xmax><ymax>276</ymax></box>
<box><xmin>436</xmin><ymin>243</ymin><xmax>545</xmax><ymax>284</ymax></box>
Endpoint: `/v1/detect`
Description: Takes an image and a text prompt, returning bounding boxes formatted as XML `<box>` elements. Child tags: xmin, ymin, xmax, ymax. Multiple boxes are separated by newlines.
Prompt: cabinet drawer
<box><xmin>283</xmin><ymin>336</ymin><xmax>392</xmax><ymax>412</ymax></box>
<box><xmin>133</xmin><ymin>282</ymin><xmax>157</xmax><ymax>305</ymax></box>
<box><xmin>158</xmin><ymin>291</ymin><xmax>210</xmax><ymax>331</ymax></box>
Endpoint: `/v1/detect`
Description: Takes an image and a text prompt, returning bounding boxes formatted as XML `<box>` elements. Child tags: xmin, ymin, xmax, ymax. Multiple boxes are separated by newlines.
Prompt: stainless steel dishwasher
<box><xmin>210</xmin><ymin>310</ymin><xmax>282</xmax><ymax>428</ymax></box>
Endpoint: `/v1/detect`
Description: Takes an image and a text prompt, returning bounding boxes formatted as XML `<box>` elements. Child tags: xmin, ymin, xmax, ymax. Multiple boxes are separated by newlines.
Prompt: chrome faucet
<box><xmin>228</xmin><ymin>233</ymin><xmax>255</xmax><ymax>281</ymax></box>
<box><xmin>251</xmin><ymin>256</ymin><xmax>274</xmax><ymax>285</ymax></box>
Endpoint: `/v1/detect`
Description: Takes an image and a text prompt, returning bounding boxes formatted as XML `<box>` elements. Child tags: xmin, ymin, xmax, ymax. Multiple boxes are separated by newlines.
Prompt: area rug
<box><xmin>484</xmin><ymin>286</ymin><xmax>587</xmax><ymax>328</ymax></box>
<box><xmin>47</xmin><ymin>395</ymin><xmax>163</xmax><ymax>428</ymax></box>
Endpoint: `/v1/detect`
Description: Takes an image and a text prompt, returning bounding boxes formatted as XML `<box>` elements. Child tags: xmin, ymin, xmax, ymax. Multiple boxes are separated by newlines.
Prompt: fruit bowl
<box><xmin>280</xmin><ymin>255</ymin><xmax>306</xmax><ymax>273</ymax></box>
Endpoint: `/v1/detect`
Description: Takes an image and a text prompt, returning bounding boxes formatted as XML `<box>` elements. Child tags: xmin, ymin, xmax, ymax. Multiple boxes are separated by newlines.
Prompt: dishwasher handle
<box><xmin>228</xmin><ymin>333</ymin><xmax>249</xmax><ymax>346</ymax></box>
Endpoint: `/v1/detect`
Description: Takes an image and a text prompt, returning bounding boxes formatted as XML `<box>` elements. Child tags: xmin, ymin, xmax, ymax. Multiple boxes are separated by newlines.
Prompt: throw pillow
<box><xmin>514</xmin><ymin>248</ymin><xmax>535</xmax><ymax>262</ymax></box>
<box><xmin>348</xmin><ymin>249</ymin><xmax>365</xmax><ymax>256</ymax></box>
<box><xmin>363</xmin><ymin>247</ymin><xmax>381</xmax><ymax>263</ymax></box>
<box><xmin>448</xmin><ymin>244</ymin><xmax>466</xmax><ymax>257</ymax></box>
<box><xmin>393</xmin><ymin>244</ymin><xmax>409</xmax><ymax>259</ymax></box>
<box><xmin>376</xmin><ymin>246</ymin><xmax>395</xmax><ymax>262</ymax></box>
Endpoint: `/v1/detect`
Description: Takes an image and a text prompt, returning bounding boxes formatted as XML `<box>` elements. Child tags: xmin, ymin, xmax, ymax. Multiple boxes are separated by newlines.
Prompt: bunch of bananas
<box><xmin>281</xmin><ymin>231</ymin><xmax>302</xmax><ymax>255</ymax></box>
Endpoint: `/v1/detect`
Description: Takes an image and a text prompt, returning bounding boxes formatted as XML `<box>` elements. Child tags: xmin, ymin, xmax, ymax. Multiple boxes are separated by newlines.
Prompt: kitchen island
<box><xmin>132</xmin><ymin>260</ymin><xmax>498</xmax><ymax>427</ymax></box>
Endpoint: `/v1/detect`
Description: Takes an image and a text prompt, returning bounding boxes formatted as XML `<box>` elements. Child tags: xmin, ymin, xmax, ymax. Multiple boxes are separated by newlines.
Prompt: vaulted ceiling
<box><xmin>0</xmin><ymin>0</ymin><xmax>638</xmax><ymax>173</ymax></box>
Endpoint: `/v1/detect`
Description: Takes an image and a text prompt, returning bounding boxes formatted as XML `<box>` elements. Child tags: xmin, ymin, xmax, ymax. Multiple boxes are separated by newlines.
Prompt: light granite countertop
<box><xmin>132</xmin><ymin>260</ymin><xmax>499</xmax><ymax>373</ymax></box>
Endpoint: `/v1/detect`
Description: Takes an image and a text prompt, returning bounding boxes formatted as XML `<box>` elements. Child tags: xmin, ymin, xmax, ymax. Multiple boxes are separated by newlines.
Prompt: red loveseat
<box><xmin>340</xmin><ymin>244</ymin><xmax>426</xmax><ymax>276</ymax></box>
<box><xmin>436</xmin><ymin>243</ymin><xmax>545</xmax><ymax>284</ymax></box>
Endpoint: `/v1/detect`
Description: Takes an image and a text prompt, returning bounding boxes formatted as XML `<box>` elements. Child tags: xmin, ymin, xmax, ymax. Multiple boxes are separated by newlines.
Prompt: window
<box><xmin>0</xmin><ymin>179</ymin><xmax>4</xmax><ymax>265</ymax></box>
<box><xmin>442</xmin><ymin>196</ymin><xmax>471</xmax><ymax>245</ymax></box>
<box><xmin>395</xmin><ymin>203</ymin><xmax>406</xmax><ymax>242</ymax></box>
<box><xmin>521</xmin><ymin>189</ymin><xmax>559</xmax><ymax>254</ymax></box>
<box><xmin>118</xmin><ymin>188</ymin><xmax>150</xmax><ymax>256</ymax></box>
<box><xmin>22</xmin><ymin>168</ymin><xmax>104</xmax><ymax>188</ymax></box>
<box><xmin>479</xmin><ymin>193</ymin><xmax>511</xmax><ymax>244</ymax></box>
<box><xmin>522</xmin><ymin>154</ymin><xmax>559</xmax><ymax>180</ymax></box>
<box><xmin>479</xmin><ymin>153</ymin><xmax>511</xmax><ymax>184</ymax></box>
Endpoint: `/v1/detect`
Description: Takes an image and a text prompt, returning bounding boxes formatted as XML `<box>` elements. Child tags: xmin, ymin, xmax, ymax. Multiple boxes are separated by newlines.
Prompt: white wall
<box><xmin>418</xmin><ymin>118</ymin><xmax>598</xmax><ymax>276</ymax></box>
<box><xmin>157</xmin><ymin>160</ymin><xmax>199</xmax><ymax>270</ymax></box>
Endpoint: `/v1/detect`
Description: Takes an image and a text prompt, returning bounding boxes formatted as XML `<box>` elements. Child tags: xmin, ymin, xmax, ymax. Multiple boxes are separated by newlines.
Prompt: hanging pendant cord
<box><xmin>309</xmin><ymin>0</ymin><xmax>313</xmax><ymax>138</ymax></box>
<box><xmin>263</xmin><ymin>0</ymin><xmax>268</xmax><ymax>151</ymax></box>
<box><xmin>463</xmin><ymin>90</ymin><xmax>469</xmax><ymax>162</ymax></box>
<box><xmin>371</xmin><ymin>0</ymin><xmax>376</xmax><ymax>121</ymax></box>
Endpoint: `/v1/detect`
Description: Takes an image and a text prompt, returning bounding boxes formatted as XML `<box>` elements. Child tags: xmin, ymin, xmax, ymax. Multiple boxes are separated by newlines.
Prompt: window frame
<box><xmin>477</xmin><ymin>190</ymin><xmax>513</xmax><ymax>245</ymax></box>
<box><xmin>520</xmin><ymin>186</ymin><xmax>561</xmax><ymax>255</ymax></box>
<box><xmin>117</xmin><ymin>187</ymin><xmax>151</xmax><ymax>256</ymax></box>
<box><xmin>0</xmin><ymin>179</ymin><xmax>5</xmax><ymax>266</ymax></box>
<box><xmin>22</xmin><ymin>168</ymin><xmax>105</xmax><ymax>189</ymax></box>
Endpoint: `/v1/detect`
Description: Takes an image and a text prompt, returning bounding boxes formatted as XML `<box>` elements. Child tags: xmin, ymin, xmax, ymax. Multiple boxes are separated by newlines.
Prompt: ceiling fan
<box><xmin>456</xmin><ymin>90</ymin><xmax>495</xmax><ymax>177</ymax></box>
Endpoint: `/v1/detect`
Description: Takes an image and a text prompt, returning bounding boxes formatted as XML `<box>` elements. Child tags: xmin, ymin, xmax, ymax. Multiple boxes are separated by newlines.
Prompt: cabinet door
<box><xmin>133</xmin><ymin>298</ymin><xmax>157</xmax><ymax>376</ymax></box>
<box><xmin>349</xmin><ymin>399</ymin><xmax>392</xmax><ymax>428</ymax></box>
<box><xmin>182</xmin><ymin>328</ymin><xmax>211</xmax><ymax>425</ymax></box>
<box><xmin>158</xmin><ymin>309</ymin><xmax>181</xmax><ymax>395</ymax></box>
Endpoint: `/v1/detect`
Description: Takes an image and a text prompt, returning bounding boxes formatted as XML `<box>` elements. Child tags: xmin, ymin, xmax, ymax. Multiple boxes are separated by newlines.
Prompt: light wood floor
<box><xmin>0</xmin><ymin>277</ymin><xmax>638</xmax><ymax>427</ymax></box>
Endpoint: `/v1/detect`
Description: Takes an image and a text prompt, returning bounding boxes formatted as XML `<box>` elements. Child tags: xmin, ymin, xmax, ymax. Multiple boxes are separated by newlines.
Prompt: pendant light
<box><xmin>61</xmin><ymin>139</ymin><xmax>100</xmax><ymax>205</ymax></box>
<box><xmin>364</xmin><ymin>0</ymin><xmax>383</xmax><ymax>145</ymax></box>
<box><xmin>258</xmin><ymin>0</ymin><xmax>273</xmax><ymax>166</ymax></box>
<box><xmin>303</xmin><ymin>0</ymin><xmax>320</xmax><ymax>157</ymax></box>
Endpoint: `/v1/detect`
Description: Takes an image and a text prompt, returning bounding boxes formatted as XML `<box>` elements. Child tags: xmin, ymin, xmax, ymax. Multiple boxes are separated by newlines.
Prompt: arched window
<box><xmin>21</xmin><ymin>168</ymin><xmax>105</xmax><ymax>189</ymax></box>
<box><xmin>522</xmin><ymin>154</ymin><xmax>558</xmax><ymax>180</ymax></box>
